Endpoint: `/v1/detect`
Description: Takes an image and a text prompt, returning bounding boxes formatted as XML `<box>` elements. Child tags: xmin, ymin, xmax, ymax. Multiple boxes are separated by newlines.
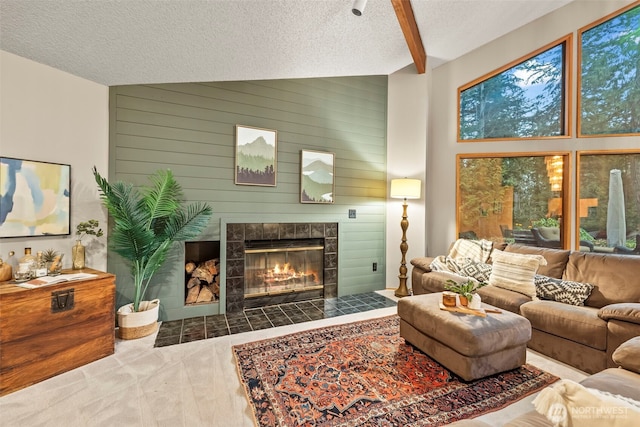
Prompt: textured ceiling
<box><xmin>0</xmin><ymin>0</ymin><xmax>574</xmax><ymax>86</ymax></box>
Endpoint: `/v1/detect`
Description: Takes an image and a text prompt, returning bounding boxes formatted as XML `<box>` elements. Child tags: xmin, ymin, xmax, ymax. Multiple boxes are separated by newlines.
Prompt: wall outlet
<box><xmin>348</xmin><ymin>209</ymin><xmax>356</xmax><ymax>219</ymax></box>
<box><xmin>372</xmin><ymin>262</ymin><xmax>377</xmax><ymax>272</ymax></box>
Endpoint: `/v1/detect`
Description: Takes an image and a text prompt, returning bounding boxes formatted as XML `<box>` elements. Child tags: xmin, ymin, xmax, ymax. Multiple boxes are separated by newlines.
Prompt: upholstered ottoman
<box><xmin>397</xmin><ymin>293</ymin><xmax>531</xmax><ymax>381</ymax></box>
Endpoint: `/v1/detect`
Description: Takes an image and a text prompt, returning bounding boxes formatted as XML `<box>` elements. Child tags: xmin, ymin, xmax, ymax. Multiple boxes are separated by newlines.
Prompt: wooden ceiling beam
<box><xmin>391</xmin><ymin>0</ymin><xmax>427</xmax><ymax>74</ymax></box>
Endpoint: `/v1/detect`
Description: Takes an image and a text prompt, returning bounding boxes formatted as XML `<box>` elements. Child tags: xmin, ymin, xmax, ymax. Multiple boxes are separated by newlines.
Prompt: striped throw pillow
<box><xmin>489</xmin><ymin>250</ymin><xmax>547</xmax><ymax>298</ymax></box>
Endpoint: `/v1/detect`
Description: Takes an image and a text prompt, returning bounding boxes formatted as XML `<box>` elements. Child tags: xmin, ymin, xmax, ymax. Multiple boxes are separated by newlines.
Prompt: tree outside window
<box><xmin>579</xmin><ymin>4</ymin><xmax>640</xmax><ymax>136</ymax></box>
<box><xmin>459</xmin><ymin>37</ymin><xmax>569</xmax><ymax>141</ymax></box>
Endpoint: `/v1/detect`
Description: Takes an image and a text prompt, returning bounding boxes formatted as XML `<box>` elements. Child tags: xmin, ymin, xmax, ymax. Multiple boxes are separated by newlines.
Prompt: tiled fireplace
<box><xmin>225</xmin><ymin>222</ymin><xmax>338</xmax><ymax>312</ymax></box>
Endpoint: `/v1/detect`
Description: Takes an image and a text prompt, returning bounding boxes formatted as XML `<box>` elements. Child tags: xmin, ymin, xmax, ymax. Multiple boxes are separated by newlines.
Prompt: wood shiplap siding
<box><xmin>109</xmin><ymin>76</ymin><xmax>388</xmax><ymax>319</ymax></box>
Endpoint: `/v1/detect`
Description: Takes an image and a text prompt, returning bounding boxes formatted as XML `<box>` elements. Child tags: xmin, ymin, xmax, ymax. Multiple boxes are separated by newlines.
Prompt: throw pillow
<box><xmin>533</xmin><ymin>379</ymin><xmax>640</xmax><ymax>427</ymax></box>
<box><xmin>612</xmin><ymin>337</ymin><xmax>640</xmax><ymax>374</ymax></box>
<box><xmin>458</xmin><ymin>260</ymin><xmax>492</xmax><ymax>283</ymax></box>
<box><xmin>534</xmin><ymin>275</ymin><xmax>594</xmax><ymax>306</ymax></box>
<box><xmin>489</xmin><ymin>250</ymin><xmax>547</xmax><ymax>298</ymax></box>
<box><xmin>447</xmin><ymin>238</ymin><xmax>493</xmax><ymax>263</ymax></box>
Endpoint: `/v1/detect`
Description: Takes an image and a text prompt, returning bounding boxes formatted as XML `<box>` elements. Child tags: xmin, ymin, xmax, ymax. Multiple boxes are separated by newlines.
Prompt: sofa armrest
<box><xmin>612</xmin><ymin>337</ymin><xmax>640</xmax><ymax>374</ymax></box>
<box><xmin>598</xmin><ymin>303</ymin><xmax>640</xmax><ymax>325</ymax></box>
<box><xmin>410</xmin><ymin>257</ymin><xmax>435</xmax><ymax>273</ymax></box>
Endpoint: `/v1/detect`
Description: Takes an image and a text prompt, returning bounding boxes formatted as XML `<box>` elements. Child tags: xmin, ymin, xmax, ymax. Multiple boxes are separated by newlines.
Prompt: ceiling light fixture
<box><xmin>352</xmin><ymin>0</ymin><xmax>367</xmax><ymax>16</ymax></box>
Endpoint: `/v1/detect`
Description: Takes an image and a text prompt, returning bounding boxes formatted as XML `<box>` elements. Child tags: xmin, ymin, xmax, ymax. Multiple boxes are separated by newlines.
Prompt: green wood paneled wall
<box><xmin>109</xmin><ymin>76</ymin><xmax>388</xmax><ymax>320</ymax></box>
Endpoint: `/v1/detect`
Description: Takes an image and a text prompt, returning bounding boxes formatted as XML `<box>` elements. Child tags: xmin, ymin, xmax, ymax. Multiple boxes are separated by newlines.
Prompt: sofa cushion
<box><xmin>580</xmin><ymin>367</ymin><xmax>640</xmax><ymax>402</ymax></box>
<box><xmin>537</xmin><ymin>226</ymin><xmax>560</xmax><ymax>240</ymax></box>
<box><xmin>612</xmin><ymin>337</ymin><xmax>640</xmax><ymax>374</ymax></box>
<box><xmin>534</xmin><ymin>275</ymin><xmax>594</xmax><ymax>306</ymax></box>
<box><xmin>489</xmin><ymin>250</ymin><xmax>547</xmax><ymax>298</ymax></box>
<box><xmin>564</xmin><ymin>251</ymin><xmax>640</xmax><ymax>308</ymax></box>
<box><xmin>598</xmin><ymin>303</ymin><xmax>640</xmax><ymax>325</ymax></box>
<box><xmin>504</xmin><ymin>244</ymin><xmax>570</xmax><ymax>279</ymax></box>
<box><xmin>520</xmin><ymin>300</ymin><xmax>607</xmax><ymax>350</ymax></box>
<box><xmin>477</xmin><ymin>285</ymin><xmax>532</xmax><ymax>314</ymax></box>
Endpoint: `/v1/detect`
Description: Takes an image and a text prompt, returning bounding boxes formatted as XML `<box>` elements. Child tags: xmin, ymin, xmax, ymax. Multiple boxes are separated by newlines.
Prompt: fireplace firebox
<box><xmin>244</xmin><ymin>239</ymin><xmax>324</xmax><ymax>299</ymax></box>
<box><xmin>225</xmin><ymin>222</ymin><xmax>338</xmax><ymax>312</ymax></box>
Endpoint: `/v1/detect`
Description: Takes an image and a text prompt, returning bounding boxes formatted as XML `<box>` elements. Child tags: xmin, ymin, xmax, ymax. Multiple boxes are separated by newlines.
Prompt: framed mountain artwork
<box><xmin>235</xmin><ymin>125</ymin><xmax>277</xmax><ymax>186</ymax></box>
<box><xmin>300</xmin><ymin>150</ymin><xmax>334</xmax><ymax>204</ymax></box>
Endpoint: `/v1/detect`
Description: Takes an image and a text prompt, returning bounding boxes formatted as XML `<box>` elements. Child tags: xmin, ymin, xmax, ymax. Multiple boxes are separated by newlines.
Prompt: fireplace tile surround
<box><xmin>225</xmin><ymin>222</ymin><xmax>338</xmax><ymax>312</ymax></box>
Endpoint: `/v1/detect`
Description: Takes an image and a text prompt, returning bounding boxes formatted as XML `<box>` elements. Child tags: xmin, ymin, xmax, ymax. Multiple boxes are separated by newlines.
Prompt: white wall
<box><xmin>426</xmin><ymin>0</ymin><xmax>639</xmax><ymax>256</ymax></box>
<box><xmin>0</xmin><ymin>51</ymin><xmax>109</xmax><ymax>271</ymax></box>
<box><xmin>386</xmin><ymin>65</ymin><xmax>428</xmax><ymax>288</ymax></box>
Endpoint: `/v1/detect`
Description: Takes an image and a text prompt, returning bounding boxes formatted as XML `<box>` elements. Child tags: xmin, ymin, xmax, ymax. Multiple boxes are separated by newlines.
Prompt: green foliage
<box><xmin>579</xmin><ymin>228</ymin><xmax>594</xmax><ymax>242</ymax></box>
<box><xmin>76</xmin><ymin>219</ymin><xmax>104</xmax><ymax>242</ymax></box>
<box><xmin>93</xmin><ymin>167</ymin><xmax>213</xmax><ymax>312</ymax></box>
<box><xmin>444</xmin><ymin>279</ymin><xmax>487</xmax><ymax>301</ymax></box>
<box><xmin>460</xmin><ymin>43</ymin><xmax>564</xmax><ymax>139</ymax></box>
<box><xmin>580</xmin><ymin>5</ymin><xmax>640</xmax><ymax>135</ymax></box>
<box><xmin>42</xmin><ymin>248</ymin><xmax>59</xmax><ymax>263</ymax></box>
<box><xmin>532</xmin><ymin>217</ymin><xmax>560</xmax><ymax>227</ymax></box>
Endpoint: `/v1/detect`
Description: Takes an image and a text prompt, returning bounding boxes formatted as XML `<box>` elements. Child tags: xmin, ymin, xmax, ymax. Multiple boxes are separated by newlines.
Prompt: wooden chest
<box><xmin>0</xmin><ymin>269</ymin><xmax>115</xmax><ymax>396</ymax></box>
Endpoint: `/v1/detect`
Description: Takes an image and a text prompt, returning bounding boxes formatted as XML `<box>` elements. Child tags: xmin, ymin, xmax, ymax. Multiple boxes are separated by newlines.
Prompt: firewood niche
<box><xmin>184</xmin><ymin>241</ymin><xmax>220</xmax><ymax>306</ymax></box>
<box><xmin>185</xmin><ymin>258</ymin><xmax>220</xmax><ymax>304</ymax></box>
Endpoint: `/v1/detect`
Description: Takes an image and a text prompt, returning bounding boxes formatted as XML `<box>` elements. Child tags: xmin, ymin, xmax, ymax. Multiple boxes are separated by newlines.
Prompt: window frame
<box><xmin>575</xmin><ymin>149</ymin><xmax>640</xmax><ymax>252</ymax></box>
<box><xmin>456</xmin><ymin>151</ymin><xmax>571</xmax><ymax>249</ymax></box>
<box><xmin>457</xmin><ymin>34</ymin><xmax>573</xmax><ymax>143</ymax></box>
<box><xmin>577</xmin><ymin>2</ymin><xmax>640</xmax><ymax>138</ymax></box>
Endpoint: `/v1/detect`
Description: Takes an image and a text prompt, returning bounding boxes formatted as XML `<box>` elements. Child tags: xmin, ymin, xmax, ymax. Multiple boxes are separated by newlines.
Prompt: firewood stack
<box><xmin>185</xmin><ymin>258</ymin><xmax>220</xmax><ymax>304</ymax></box>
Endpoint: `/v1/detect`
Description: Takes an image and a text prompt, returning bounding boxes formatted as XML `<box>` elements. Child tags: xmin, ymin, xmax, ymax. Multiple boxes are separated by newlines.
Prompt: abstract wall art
<box><xmin>0</xmin><ymin>157</ymin><xmax>71</xmax><ymax>238</ymax></box>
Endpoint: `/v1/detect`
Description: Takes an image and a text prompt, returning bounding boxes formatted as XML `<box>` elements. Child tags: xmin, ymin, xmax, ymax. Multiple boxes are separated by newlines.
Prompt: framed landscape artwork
<box><xmin>235</xmin><ymin>125</ymin><xmax>277</xmax><ymax>186</ymax></box>
<box><xmin>300</xmin><ymin>150</ymin><xmax>335</xmax><ymax>204</ymax></box>
<box><xmin>0</xmin><ymin>157</ymin><xmax>71</xmax><ymax>238</ymax></box>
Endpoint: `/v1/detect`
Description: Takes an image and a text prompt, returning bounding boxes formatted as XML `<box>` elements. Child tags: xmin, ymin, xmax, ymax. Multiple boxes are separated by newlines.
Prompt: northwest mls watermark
<box><xmin>547</xmin><ymin>403</ymin><xmax>636</xmax><ymax>423</ymax></box>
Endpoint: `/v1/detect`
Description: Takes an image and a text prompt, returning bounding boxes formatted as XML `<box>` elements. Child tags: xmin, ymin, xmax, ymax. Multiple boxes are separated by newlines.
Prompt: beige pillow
<box><xmin>533</xmin><ymin>379</ymin><xmax>640</xmax><ymax>427</ymax></box>
<box><xmin>613</xmin><ymin>337</ymin><xmax>640</xmax><ymax>374</ymax></box>
<box><xmin>489</xmin><ymin>250</ymin><xmax>547</xmax><ymax>298</ymax></box>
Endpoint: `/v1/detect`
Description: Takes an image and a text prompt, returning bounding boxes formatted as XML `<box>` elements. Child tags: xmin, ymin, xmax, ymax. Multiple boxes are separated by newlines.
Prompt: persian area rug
<box><xmin>233</xmin><ymin>315</ymin><xmax>558</xmax><ymax>427</ymax></box>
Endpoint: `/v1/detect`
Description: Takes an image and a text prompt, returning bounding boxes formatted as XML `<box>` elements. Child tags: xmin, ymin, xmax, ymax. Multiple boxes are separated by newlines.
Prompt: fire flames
<box><xmin>261</xmin><ymin>263</ymin><xmax>317</xmax><ymax>284</ymax></box>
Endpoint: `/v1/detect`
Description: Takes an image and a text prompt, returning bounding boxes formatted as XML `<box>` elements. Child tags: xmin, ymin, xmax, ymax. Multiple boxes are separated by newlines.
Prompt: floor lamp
<box><xmin>390</xmin><ymin>178</ymin><xmax>422</xmax><ymax>298</ymax></box>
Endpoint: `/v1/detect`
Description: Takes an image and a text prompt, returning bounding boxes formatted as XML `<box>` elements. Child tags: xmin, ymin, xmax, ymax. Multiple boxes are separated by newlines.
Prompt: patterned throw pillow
<box><xmin>489</xmin><ymin>250</ymin><xmax>547</xmax><ymax>298</ymax></box>
<box><xmin>458</xmin><ymin>260</ymin><xmax>493</xmax><ymax>282</ymax></box>
<box><xmin>534</xmin><ymin>275</ymin><xmax>594</xmax><ymax>306</ymax></box>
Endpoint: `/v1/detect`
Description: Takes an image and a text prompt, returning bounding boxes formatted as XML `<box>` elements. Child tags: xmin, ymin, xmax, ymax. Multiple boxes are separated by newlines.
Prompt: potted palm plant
<box><xmin>93</xmin><ymin>167</ymin><xmax>213</xmax><ymax>339</ymax></box>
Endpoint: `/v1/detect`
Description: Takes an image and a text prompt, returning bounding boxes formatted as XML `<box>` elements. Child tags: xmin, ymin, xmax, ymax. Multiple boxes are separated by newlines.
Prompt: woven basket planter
<box><xmin>117</xmin><ymin>299</ymin><xmax>159</xmax><ymax>340</ymax></box>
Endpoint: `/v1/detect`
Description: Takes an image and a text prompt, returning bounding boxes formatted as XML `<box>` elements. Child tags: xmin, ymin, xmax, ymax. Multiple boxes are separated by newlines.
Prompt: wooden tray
<box><xmin>439</xmin><ymin>302</ymin><xmax>487</xmax><ymax>317</ymax></box>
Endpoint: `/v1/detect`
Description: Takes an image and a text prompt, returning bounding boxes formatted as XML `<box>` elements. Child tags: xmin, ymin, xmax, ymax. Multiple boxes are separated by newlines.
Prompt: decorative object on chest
<box><xmin>73</xmin><ymin>220</ymin><xmax>104</xmax><ymax>270</ymax></box>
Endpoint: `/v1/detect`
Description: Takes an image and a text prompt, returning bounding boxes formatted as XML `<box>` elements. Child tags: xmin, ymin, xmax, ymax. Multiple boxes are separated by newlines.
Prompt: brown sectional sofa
<box><xmin>450</xmin><ymin>336</ymin><xmax>640</xmax><ymax>426</ymax></box>
<box><xmin>410</xmin><ymin>243</ymin><xmax>640</xmax><ymax>374</ymax></box>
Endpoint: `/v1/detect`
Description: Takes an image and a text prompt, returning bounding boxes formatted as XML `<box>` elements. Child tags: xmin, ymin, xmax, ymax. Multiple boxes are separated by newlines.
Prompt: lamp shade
<box><xmin>390</xmin><ymin>178</ymin><xmax>421</xmax><ymax>199</ymax></box>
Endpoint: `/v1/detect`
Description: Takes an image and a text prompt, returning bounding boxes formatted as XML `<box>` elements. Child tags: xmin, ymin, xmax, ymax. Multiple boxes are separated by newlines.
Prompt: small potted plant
<box><xmin>73</xmin><ymin>220</ymin><xmax>104</xmax><ymax>269</ymax></box>
<box><xmin>445</xmin><ymin>279</ymin><xmax>488</xmax><ymax>307</ymax></box>
<box><xmin>43</xmin><ymin>248</ymin><xmax>64</xmax><ymax>275</ymax></box>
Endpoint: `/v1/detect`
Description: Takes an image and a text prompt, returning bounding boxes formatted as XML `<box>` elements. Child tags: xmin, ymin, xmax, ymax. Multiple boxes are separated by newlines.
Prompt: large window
<box><xmin>577</xmin><ymin>151</ymin><xmax>640</xmax><ymax>255</ymax></box>
<box><xmin>457</xmin><ymin>153</ymin><xmax>570</xmax><ymax>248</ymax></box>
<box><xmin>579</xmin><ymin>3</ymin><xmax>640</xmax><ymax>137</ymax></box>
<box><xmin>458</xmin><ymin>36</ymin><xmax>570</xmax><ymax>141</ymax></box>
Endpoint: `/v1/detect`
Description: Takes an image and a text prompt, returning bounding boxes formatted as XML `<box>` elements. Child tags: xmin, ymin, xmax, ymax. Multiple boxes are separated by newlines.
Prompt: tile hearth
<box><xmin>154</xmin><ymin>292</ymin><xmax>396</xmax><ymax>347</ymax></box>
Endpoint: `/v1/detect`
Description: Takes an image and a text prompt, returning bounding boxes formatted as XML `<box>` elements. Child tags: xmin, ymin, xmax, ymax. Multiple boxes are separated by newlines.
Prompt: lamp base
<box><xmin>394</xmin><ymin>277</ymin><xmax>411</xmax><ymax>298</ymax></box>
